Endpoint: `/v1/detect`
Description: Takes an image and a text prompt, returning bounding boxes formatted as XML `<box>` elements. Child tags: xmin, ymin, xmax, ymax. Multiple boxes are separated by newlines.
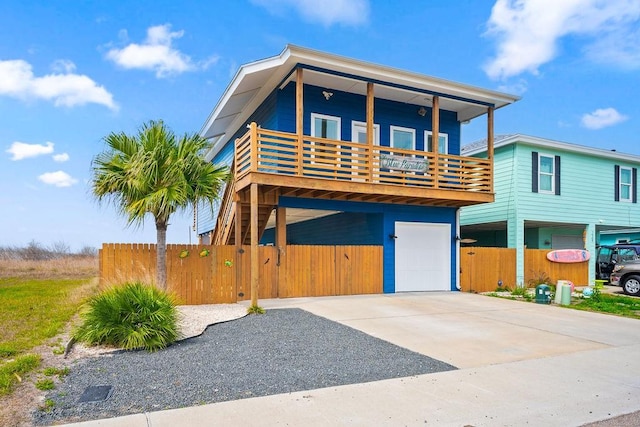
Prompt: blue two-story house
<box><xmin>197</xmin><ymin>45</ymin><xmax>519</xmax><ymax>301</ymax></box>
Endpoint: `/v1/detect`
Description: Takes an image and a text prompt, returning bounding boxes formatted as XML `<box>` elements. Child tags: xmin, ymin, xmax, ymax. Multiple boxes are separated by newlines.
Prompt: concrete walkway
<box><xmin>62</xmin><ymin>292</ymin><xmax>640</xmax><ymax>426</ymax></box>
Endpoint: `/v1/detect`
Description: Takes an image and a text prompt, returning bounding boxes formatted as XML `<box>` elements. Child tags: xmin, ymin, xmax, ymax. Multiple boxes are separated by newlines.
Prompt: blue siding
<box><xmin>277</xmin><ymin>196</ymin><xmax>457</xmax><ymax>292</ymax></box>
<box><xmin>278</xmin><ymin>82</ymin><xmax>461</xmax><ymax>154</ymax></box>
<box><xmin>262</xmin><ymin>212</ymin><xmax>383</xmax><ymax>245</ymax></box>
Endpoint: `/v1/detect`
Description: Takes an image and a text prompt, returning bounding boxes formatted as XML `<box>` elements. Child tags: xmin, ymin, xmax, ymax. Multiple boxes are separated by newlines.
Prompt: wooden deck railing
<box><xmin>235</xmin><ymin>123</ymin><xmax>492</xmax><ymax>193</ymax></box>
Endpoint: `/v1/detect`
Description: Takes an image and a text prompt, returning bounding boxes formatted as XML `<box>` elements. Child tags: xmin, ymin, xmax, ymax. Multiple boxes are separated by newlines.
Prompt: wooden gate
<box><xmin>460</xmin><ymin>247</ymin><xmax>517</xmax><ymax>293</ymax></box>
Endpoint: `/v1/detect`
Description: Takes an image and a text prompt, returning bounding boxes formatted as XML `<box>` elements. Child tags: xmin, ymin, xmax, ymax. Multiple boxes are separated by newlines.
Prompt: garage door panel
<box><xmin>395</xmin><ymin>222</ymin><xmax>451</xmax><ymax>292</ymax></box>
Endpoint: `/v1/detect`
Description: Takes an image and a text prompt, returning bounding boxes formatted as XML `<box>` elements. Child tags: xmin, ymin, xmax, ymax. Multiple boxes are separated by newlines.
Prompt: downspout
<box><xmin>456</xmin><ymin>208</ymin><xmax>461</xmax><ymax>290</ymax></box>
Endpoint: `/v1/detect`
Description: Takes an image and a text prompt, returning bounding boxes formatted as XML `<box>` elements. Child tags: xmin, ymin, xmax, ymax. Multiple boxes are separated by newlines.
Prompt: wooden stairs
<box><xmin>212</xmin><ymin>175</ymin><xmax>274</xmax><ymax>245</ymax></box>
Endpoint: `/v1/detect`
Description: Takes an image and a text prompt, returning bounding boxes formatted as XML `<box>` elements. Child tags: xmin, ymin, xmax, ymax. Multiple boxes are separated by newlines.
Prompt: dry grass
<box><xmin>0</xmin><ymin>255</ymin><xmax>100</xmax><ymax>425</ymax></box>
<box><xmin>0</xmin><ymin>256</ymin><xmax>98</xmax><ymax>280</ymax></box>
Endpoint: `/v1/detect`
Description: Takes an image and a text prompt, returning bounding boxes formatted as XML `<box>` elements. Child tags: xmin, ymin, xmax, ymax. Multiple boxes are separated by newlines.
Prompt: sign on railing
<box><xmin>380</xmin><ymin>154</ymin><xmax>428</xmax><ymax>172</ymax></box>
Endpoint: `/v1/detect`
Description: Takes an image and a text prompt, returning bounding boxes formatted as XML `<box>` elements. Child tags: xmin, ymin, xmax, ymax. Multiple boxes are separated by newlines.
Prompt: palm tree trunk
<box><xmin>156</xmin><ymin>220</ymin><xmax>168</xmax><ymax>291</ymax></box>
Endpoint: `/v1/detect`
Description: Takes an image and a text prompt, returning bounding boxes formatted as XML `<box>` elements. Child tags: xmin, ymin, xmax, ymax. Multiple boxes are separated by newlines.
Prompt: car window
<box><xmin>618</xmin><ymin>248</ymin><xmax>639</xmax><ymax>262</ymax></box>
<box><xmin>598</xmin><ymin>248</ymin><xmax>612</xmax><ymax>263</ymax></box>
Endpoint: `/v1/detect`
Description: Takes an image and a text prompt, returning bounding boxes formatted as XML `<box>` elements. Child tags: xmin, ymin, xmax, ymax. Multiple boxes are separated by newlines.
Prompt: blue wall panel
<box><xmin>262</xmin><ymin>212</ymin><xmax>383</xmax><ymax>245</ymax></box>
<box><xmin>278</xmin><ymin>82</ymin><xmax>461</xmax><ymax>154</ymax></box>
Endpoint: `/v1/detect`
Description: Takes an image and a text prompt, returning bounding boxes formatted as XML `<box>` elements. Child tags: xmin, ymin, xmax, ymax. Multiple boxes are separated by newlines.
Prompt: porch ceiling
<box><xmin>264</xmin><ymin>208</ymin><xmax>340</xmax><ymax>230</ymax></box>
<box><xmin>461</xmin><ymin>221</ymin><xmax>591</xmax><ymax>233</ymax></box>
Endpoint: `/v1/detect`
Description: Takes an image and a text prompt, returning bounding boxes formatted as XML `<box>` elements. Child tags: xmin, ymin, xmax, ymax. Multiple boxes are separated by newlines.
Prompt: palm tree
<box><xmin>92</xmin><ymin>120</ymin><xmax>229</xmax><ymax>290</ymax></box>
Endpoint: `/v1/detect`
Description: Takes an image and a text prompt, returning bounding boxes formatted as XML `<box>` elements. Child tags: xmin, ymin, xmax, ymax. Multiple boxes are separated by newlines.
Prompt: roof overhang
<box><xmin>201</xmin><ymin>45</ymin><xmax>520</xmax><ymax>161</ymax></box>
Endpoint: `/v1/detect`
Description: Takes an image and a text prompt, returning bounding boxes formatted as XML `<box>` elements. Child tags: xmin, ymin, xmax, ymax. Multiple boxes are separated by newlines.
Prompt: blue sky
<box><xmin>1</xmin><ymin>0</ymin><xmax>639</xmax><ymax>251</ymax></box>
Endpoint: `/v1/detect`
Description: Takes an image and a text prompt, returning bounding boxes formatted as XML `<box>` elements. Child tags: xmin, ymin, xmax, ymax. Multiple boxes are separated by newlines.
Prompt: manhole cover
<box><xmin>78</xmin><ymin>385</ymin><xmax>113</xmax><ymax>403</ymax></box>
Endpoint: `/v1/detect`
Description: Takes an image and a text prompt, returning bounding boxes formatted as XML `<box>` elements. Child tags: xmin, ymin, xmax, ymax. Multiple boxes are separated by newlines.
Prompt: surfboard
<box><xmin>546</xmin><ymin>249</ymin><xmax>590</xmax><ymax>263</ymax></box>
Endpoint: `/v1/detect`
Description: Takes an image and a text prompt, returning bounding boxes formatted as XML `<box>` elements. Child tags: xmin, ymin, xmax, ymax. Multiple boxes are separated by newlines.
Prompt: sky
<box><xmin>1</xmin><ymin>0</ymin><xmax>639</xmax><ymax>251</ymax></box>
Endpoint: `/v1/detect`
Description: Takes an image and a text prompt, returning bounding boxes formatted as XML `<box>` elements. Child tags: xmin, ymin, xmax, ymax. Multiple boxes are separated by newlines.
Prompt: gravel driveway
<box><xmin>33</xmin><ymin>308</ymin><xmax>455</xmax><ymax>425</ymax></box>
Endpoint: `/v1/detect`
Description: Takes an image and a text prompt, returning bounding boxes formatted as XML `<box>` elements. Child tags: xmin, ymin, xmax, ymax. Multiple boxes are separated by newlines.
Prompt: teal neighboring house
<box><xmin>460</xmin><ymin>134</ymin><xmax>640</xmax><ymax>285</ymax></box>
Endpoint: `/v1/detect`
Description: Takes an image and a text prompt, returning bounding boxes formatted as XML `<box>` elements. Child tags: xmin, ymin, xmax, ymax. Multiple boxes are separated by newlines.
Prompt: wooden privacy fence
<box><xmin>99</xmin><ymin>244</ymin><xmax>383</xmax><ymax>305</ymax></box>
<box><xmin>460</xmin><ymin>247</ymin><xmax>590</xmax><ymax>293</ymax></box>
<box><xmin>524</xmin><ymin>249</ymin><xmax>589</xmax><ymax>287</ymax></box>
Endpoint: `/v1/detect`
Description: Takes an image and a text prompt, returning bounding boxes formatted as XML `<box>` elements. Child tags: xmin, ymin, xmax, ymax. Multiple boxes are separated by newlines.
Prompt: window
<box><xmin>390</xmin><ymin>126</ymin><xmax>415</xmax><ymax>150</ymax></box>
<box><xmin>531</xmin><ymin>152</ymin><xmax>560</xmax><ymax>195</ymax></box>
<box><xmin>311</xmin><ymin>113</ymin><xmax>340</xmax><ymax>140</ymax></box>
<box><xmin>620</xmin><ymin>167</ymin><xmax>632</xmax><ymax>201</ymax></box>
<box><xmin>425</xmin><ymin>131</ymin><xmax>448</xmax><ymax>154</ymax></box>
<box><xmin>615</xmin><ymin>165</ymin><xmax>637</xmax><ymax>203</ymax></box>
<box><xmin>351</xmin><ymin>121</ymin><xmax>380</xmax><ymax>145</ymax></box>
<box><xmin>539</xmin><ymin>154</ymin><xmax>555</xmax><ymax>193</ymax></box>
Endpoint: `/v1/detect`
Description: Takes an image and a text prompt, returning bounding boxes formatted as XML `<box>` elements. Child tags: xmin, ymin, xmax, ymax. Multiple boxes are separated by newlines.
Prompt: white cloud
<box><xmin>581</xmin><ymin>107</ymin><xmax>628</xmax><ymax>129</ymax></box>
<box><xmin>483</xmin><ymin>0</ymin><xmax>640</xmax><ymax>80</ymax></box>
<box><xmin>51</xmin><ymin>59</ymin><xmax>76</xmax><ymax>74</ymax></box>
<box><xmin>6</xmin><ymin>141</ymin><xmax>54</xmax><ymax>160</ymax></box>
<box><xmin>497</xmin><ymin>78</ymin><xmax>528</xmax><ymax>95</ymax></box>
<box><xmin>38</xmin><ymin>171</ymin><xmax>78</xmax><ymax>187</ymax></box>
<box><xmin>251</xmin><ymin>0</ymin><xmax>369</xmax><ymax>26</ymax></box>
<box><xmin>106</xmin><ymin>24</ymin><xmax>201</xmax><ymax>78</ymax></box>
<box><xmin>0</xmin><ymin>59</ymin><xmax>118</xmax><ymax>110</ymax></box>
<box><xmin>53</xmin><ymin>153</ymin><xmax>70</xmax><ymax>162</ymax></box>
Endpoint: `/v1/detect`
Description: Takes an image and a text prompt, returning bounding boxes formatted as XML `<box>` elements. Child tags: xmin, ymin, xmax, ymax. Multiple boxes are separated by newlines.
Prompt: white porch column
<box><xmin>508</xmin><ymin>218</ymin><xmax>525</xmax><ymax>286</ymax></box>
<box><xmin>585</xmin><ymin>223</ymin><xmax>597</xmax><ymax>285</ymax></box>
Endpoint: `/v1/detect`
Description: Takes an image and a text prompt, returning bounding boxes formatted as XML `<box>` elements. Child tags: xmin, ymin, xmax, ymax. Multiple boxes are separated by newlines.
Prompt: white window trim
<box><xmin>351</xmin><ymin>121</ymin><xmax>380</xmax><ymax>145</ymax></box>
<box><xmin>538</xmin><ymin>153</ymin><xmax>555</xmax><ymax>194</ymax></box>
<box><xmin>620</xmin><ymin>166</ymin><xmax>633</xmax><ymax>202</ymax></box>
<box><xmin>311</xmin><ymin>113</ymin><xmax>341</xmax><ymax>140</ymax></box>
<box><xmin>390</xmin><ymin>125</ymin><xmax>416</xmax><ymax>150</ymax></box>
<box><xmin>424</xmin><ymin>130</ymin><xmax>449</xmax><ymax>154</ymax></box>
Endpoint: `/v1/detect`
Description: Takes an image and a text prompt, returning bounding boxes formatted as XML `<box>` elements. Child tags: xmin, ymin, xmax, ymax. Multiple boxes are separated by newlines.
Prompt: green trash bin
<box><xmin>535</xmin><ymin>284</ymin><xmax>551</xmax><ymax>304</ymax></box>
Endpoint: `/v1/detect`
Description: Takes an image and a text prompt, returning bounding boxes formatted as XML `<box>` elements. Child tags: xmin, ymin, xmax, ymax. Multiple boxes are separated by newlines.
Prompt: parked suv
<box><xmin>596</xmin><ymin>244</ymin><xmax>640</xmax><ymax>281</ymax></box>
<box><xmin>610</xmin><ymin>261</ymin><xmax>640</xmax><ymax>296</ymax></box>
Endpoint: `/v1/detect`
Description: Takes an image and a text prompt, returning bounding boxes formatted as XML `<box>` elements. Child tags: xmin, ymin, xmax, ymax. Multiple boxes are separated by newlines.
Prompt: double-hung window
<box><xmin>620</xmin><ymin>167</ymin><xmax>632</xmax><ymax>202</ymax></box>
<box><xmin>390</xmin><ymin>126</ymin><xmax>415</xmax><ymax>151</ymax></box>
<box><xmin>310</xmin><ymin>113</ymin><xmax>340</xmax><ymax>165</ymax></box>
<box><xmin>352</xmin><ymin>121</ymin><xmax>380</xmax><ymax>145</ymax></box>
<box><xmin>538</xmin><ymin>154</ymin><xmax>555</xmax><ymax>193</ymax></box>
<box><xmin>311</xmin><ymin>113</ymin><xmax>340</xmax><ymax>140</ymax></box>
<box><xmin>425</xmin><ymin>131</ymin><xmax>448</xmax><ymax>154</ymax></box>
<box><xmin>532</xmin><ymin>152</ymin><xmax>560</xmax><ymax>195</ymax></box>
<box><xmin>615</xmin><ymin>165</ymin><xmax>637</xmax><ymax>203</ymax></box>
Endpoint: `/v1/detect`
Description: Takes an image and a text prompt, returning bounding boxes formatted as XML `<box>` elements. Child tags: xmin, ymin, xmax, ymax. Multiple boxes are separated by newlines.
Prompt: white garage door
<box><xmin>395</xmin><ymin>222</ymin><xmax>451</xmax><ymax>292</ymax></box>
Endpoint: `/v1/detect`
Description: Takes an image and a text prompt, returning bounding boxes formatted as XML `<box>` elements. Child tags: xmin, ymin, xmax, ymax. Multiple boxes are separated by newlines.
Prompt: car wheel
<box><xmin>622</xmin><ymin>275</ymin><xmax>640</xmax><ymax>296</ymax></box>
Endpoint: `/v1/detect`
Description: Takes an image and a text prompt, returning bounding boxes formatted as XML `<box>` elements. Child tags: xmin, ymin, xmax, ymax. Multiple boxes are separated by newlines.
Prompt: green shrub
<box><xmin>74</xmin><ymin>282</ymin><xmax>178</xmax><ymax>352</ymax></box>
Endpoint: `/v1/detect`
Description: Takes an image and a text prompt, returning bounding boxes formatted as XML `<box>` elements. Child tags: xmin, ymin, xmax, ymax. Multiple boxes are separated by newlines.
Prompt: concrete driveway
<box><xmin>65</xmin><ymin>292</ymin><xmax>640</xmax><ymax>427</ymax></box>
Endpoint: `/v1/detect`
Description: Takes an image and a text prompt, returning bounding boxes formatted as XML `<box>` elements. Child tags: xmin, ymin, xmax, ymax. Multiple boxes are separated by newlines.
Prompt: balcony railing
<box><xmin>235</xmin><ymin>123</ymin><xmax>492</xmax><ymax>193</ymax></box>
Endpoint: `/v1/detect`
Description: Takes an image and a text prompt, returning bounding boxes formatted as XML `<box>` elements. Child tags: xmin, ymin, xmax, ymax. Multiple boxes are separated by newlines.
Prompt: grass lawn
<box><xmin>485</xmin><ymin>287</ymin><xmax>640</xmax><ymax>320</ymax></box>
<box><xmin>570</xmin><ymin>293</ymin><xmax>640</xmax><ymax>319</ymax></box>
<box><xmin>0</xmin><ymin>257</ymin><xmax>98</xmax><ymax>396</ymax></box>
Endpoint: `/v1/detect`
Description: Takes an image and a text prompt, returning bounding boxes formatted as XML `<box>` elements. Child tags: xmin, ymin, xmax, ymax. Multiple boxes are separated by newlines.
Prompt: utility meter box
<box><xmin>535</xmin><ymin>284</ymin><xmax>551</xmax><ymax>304</ymax></box>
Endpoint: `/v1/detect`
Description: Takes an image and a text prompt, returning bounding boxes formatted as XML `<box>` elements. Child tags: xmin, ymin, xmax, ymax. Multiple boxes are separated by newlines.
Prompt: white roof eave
<box><xmin>464</xmin><ymin>134</ymin><xmax>640</xmax><ymax>164</ymax></box>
